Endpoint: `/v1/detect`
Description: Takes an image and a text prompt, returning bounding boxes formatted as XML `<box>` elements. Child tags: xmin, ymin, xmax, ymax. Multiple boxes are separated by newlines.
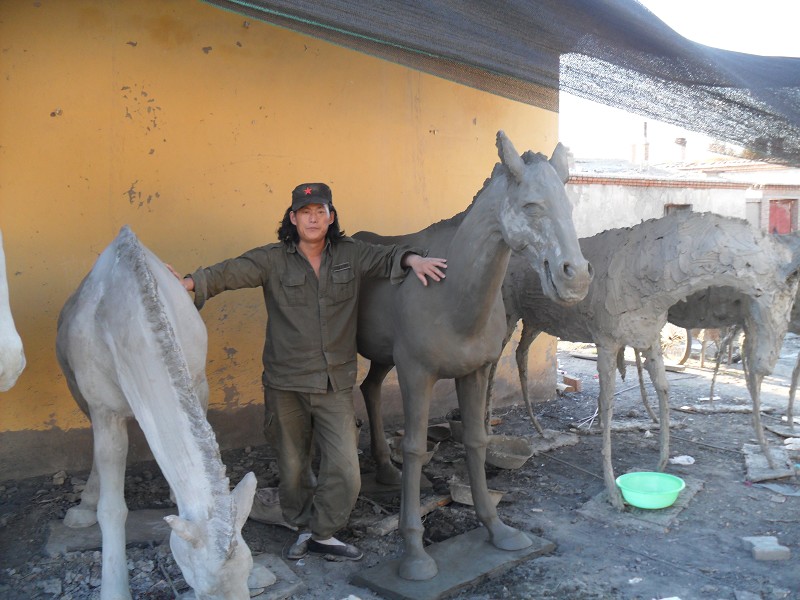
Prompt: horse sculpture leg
<box><xmin>789</xmin><ymin>354</ymin><xmax>800</xmax><ymax>433</ymax></box>
<box><xmin>634</xmin><ymin>350</ymin><xmax>659</xmax><ymax>423</ymax></box>
<box><xmin>743</xmin><ymin>358</ymin><xmax>776</xmax><ymax>469</ymax></box>
<box><xmin>92</xmin><ymin>409</ymin><xmax>132</xmax><ymax>600</ymax></box>
<box><xmin>457</xmin><ymin>367</ymin><xmax>531</xmax><ymax>551</ymax></box>
<box><xmin>640</xmin><ymin>345</ymin><xmax>671</xmax><ymax>471</ymax></box>
<box><xmin>359</xmin><ymin>361</ymin><xmax>402</xmax><ymax>486</ymax></box>
<box><xmin>597</xmin><ymin>344</ymin><xmax>625</xmax><ymax>510</ymax></box>
<box><xmin>396</xmin><ymin>363</ymin><xmax>438</xmax><ymax>581</ymax></box>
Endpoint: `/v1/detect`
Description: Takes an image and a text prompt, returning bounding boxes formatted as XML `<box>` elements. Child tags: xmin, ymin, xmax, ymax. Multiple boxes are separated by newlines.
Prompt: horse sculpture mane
<box><xmin>0</xmin><ymin>229</ymin><xmax>25</xmax><ymax>391</ymax></box>
<box><xmin>57</xmin><ymin>226</ymin><xmax>260</xmax><ymax>600</ymax></box>
<box><xmin>494</xmin><ymin>211</ymin><xmax>799</xmax><ymax>509</ymax></box>
<box><xmin>355</xmin><ymin>131</ymin><xmax>592</xmax><ymax>581</ymax></box>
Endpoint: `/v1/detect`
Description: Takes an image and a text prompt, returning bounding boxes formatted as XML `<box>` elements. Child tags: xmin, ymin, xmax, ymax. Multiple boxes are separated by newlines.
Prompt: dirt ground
<box><xmin>2</xmin><ymin>336</ymin><xmax>800</xmax><ymax>600</ymax></box>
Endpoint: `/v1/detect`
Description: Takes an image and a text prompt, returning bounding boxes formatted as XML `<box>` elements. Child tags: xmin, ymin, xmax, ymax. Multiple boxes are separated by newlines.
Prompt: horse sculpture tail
<box><xmin>108</xmin><ymin>226</ymin><xmax>237</xmax><ymax>556</ymax></box>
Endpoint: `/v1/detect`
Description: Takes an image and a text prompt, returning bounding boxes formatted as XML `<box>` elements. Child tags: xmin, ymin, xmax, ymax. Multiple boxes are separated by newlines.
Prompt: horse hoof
<box><xmin>64</xmin><ymin>506</ymin><xmax>97</xmax><ymax>528</ymax></box>
<box><xmin>375</xmin><ymin>463</ymin><xmax>403</xmax><ymax>487</ymax></box>
<box><xmin>492</xmin><ymin>526</ymin><xmax>532</xmax><ymax>551</ymax></box>
<box><xmin>398</xmin><ymin>553</ymin><xmax>438</xmax><ymax>581</ymax></box>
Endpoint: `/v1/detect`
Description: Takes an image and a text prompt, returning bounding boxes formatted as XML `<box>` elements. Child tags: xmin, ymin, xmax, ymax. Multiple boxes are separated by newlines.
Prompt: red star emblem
<box><xmin>304</xmin><ymin>186</ymin><xmax>313</xmax><ymax>195</ymax></box>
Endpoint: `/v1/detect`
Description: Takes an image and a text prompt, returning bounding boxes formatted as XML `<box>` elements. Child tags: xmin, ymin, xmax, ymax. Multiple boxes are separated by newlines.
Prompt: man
<box><xmin>177</xmin><ymin>182</ymin><xmax>446</xmax><ymax>561</ymax></box>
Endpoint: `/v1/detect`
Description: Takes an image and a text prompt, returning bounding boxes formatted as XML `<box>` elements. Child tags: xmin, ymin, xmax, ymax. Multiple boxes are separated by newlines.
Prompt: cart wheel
<box><xmin>661</xmin><ymin>324</ymin><xmax>692</xmax><ymax>365</ymax></box>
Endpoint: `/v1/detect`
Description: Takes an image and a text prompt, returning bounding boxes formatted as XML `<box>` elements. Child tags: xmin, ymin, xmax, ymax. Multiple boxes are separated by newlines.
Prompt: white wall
<box><xmin>567</xmin><ymin>180</ymin><xmax>747</xmax><ymax>238</ymax></box>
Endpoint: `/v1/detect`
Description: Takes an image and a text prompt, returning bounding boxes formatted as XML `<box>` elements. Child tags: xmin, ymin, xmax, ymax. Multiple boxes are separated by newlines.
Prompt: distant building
<box><xmin>566</xmin><ymin>156</ymin><xmax>800</xmax><ymax>237</ymax></box>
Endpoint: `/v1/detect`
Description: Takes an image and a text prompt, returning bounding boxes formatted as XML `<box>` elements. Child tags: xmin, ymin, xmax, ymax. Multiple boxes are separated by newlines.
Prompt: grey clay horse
<box><xmin>667</xmin><ymin>231</ymin><xmax>800</xmax><ymax>437</ymax></box>
<box><xmin>57</xmin><ymin>227</ymin><xmax>259</xmax><ymax>600</ymax></box>
<box><xmin>356</xmin><ymin>131</ymin><xmax>592</xmax><ymax>580</ymax></box>
<box><xmin>494</xmin><ymin>212</ymin><xmax>799</xmax><ymax>509</ymax></box>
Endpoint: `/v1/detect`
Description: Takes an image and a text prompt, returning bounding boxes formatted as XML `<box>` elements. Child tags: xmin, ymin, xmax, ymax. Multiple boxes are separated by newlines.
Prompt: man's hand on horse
<box><xmin>404</xmin><ymin>254</ymin><xmax>447</xmax><ymax>286</ymax></box>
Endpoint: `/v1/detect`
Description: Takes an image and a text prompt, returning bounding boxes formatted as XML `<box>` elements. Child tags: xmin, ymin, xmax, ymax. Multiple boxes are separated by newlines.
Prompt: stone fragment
<box><xmin>742</xmin><ymin>535</ymin><xmax>791</xmax><ymax>561</ymax></box>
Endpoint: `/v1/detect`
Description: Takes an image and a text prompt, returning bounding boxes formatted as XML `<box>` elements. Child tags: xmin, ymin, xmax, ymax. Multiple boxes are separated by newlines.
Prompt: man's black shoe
<box><xmin>307</xmin><ymin>539</ymin><xmax>364</xmax><ymax>561</ymax></box>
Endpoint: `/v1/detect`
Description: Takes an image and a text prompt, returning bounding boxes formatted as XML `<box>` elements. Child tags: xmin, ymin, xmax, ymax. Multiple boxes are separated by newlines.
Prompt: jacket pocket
<box><xmin>279</xmin><ymin>271</ymin><xmax>307</xmax><ymax>306</ymax></box>
<box><xmin>330</xmin><ymin>266</ymin><xmax>355</xmax><ymax>304</ymax></box>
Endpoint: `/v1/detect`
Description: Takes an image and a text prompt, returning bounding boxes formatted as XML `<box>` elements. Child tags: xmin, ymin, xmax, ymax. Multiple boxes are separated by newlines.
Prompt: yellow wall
<box><xmin>0</xmin><ymin>0</ymin><xmax>558</xmax><ymax>479</ymax></box>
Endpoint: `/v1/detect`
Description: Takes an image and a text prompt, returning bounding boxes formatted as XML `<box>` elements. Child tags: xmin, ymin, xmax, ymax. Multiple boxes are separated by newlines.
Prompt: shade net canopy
<box><xmin>205</xmin><ymin>0</ymin><xmax>800</xmax><ymax>165</ymax></box>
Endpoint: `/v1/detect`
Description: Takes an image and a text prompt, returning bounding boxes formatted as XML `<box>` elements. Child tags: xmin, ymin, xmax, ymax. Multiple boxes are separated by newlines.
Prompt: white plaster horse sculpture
<box><xmin>494</xmin><ymin>212</ymin><xmax>799</xmax><ymax>509</ymax></box>
<box><xmin>0</xmin><ymin>229</ymin><xmax>25</xmax><ymax>391</ymax></box>
<box><xmin>57</xmin><ymin>226</ymin><xmax>258</xmax><ymax>600</ymax></box>
<box><xmin>355</xmin><ymin>131</ymin><xmax>592</xmax><ymax>580</ymax></box>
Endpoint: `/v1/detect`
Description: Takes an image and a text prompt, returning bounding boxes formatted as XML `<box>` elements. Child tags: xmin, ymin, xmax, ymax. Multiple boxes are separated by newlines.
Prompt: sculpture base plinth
<box><xmin>351</xmin><ymin>528</ymin><xmax>554</xmax><ymax>600</ymax></box>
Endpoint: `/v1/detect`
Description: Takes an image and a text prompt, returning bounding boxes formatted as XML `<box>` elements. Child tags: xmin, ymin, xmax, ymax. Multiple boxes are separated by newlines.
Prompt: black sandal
<box><xmin>307</xmin><ymin>539</ymin><xmax>364</xmax><ymax>561</ymax></box>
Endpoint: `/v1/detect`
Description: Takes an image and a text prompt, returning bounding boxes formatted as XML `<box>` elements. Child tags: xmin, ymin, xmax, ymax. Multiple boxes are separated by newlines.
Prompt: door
<box><xmin>769</xmin><ymin>199</ymin><xmax>795</xmax><ymax>234</ymax></box>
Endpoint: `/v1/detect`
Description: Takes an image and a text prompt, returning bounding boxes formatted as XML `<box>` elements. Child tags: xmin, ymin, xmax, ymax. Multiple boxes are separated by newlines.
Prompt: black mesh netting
<box><xmin>205</xmin><ymin>0</ymin><xmax>800</xmax><ymax>165</ymax></box>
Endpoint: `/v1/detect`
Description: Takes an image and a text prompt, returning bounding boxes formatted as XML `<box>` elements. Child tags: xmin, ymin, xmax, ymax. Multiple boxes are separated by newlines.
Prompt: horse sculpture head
<box><xmin>745</xmin><ymin>268</ymin><xmax>800</xmax><ymax>378</ymax></box>
<box><xmin>495</xmin><ymin>131</ymin><xmax>592</xmax><ymax>305</ymax></box>
<box><xmin>165</xmin><ymin>472</ymin><xmax>257</xmax><ymax>600</ymax></box>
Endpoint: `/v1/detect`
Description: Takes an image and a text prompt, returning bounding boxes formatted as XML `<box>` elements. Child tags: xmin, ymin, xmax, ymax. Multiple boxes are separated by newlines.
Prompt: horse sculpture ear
<box><xmin>232</xmin><ymin>472</ymin><xmax>257</xmax><ymax>531</ymax></box>
<box><xmin>496</xmin><ymin>130</ymin><xmax>526</xmax><ymax>183</ymax></box>
<box><xmin>165</xmin><ymin>515</ymin><xmax>204</xmax><ymax>548</ymax></box>
<box><xmin>549</xmin><ymin>143</ymin><xmax>570</xmax><ymax>184</ymax></box>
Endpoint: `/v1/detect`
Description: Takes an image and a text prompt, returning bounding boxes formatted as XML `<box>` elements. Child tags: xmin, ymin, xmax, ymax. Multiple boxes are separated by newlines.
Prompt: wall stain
<box><xmin>121</xmin><ymin>83</ymin><xmax>161</xmax><ymax>135</ymax></box>
<box><xmin>125</xmin><ymin>180</ymin><xmax>139</xmax><ymax>205</ymax></box>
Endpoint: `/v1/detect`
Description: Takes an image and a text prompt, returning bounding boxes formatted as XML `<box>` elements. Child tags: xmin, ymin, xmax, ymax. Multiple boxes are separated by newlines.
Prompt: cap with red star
<box><xmin>291</xmin><ymin>182</ymin><xmax>332</xmax><ymax>211</ymax></box>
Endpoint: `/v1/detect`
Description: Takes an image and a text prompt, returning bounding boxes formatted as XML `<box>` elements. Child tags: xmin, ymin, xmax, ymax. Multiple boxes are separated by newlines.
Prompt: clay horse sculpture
<box><xmin>356</xmin><ymin>131</ymin><xmax>592</xmax><ymax>580</ymax></box>
<box><xmin>0</xmin><ymin>228</ymin><xmax>25</xmax><ymax>391</ymax></box>
<box><xmin>494</xmin><ymin>212</ymin><xmax>799</xmax><ymax>509</ymax></box>
<box><xmin>57</xmin><ymin>226</ymin><xmax>258</xmax><ymax>600</ymax></box>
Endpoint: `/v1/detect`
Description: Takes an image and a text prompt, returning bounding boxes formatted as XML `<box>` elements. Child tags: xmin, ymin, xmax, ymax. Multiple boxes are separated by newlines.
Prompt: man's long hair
<box><xmin>277</xmin><ymin>205</ymin><xmax>345</xmax><ymax>246</ymax></box>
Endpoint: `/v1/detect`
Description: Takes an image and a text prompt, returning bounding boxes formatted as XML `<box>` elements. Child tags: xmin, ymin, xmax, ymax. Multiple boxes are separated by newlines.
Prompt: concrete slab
<box><xmin>765</xmin><ymin>423</ymin><xmax>800</xmax><ymax>439</ymax></box>
<box><xmin>49</xmin><ymin>510</ymin><xmax>303</xmax><ymax>600</ymax></box>
<box><xmin>45</xmin><ymin>508</ymin><xmax>173</xmax><ymax>556</ymax></box>
<box><xmin>742</xmin><ymin>444</ymin><xmax>795</xmax><ymax>482</ymax></box>
<box><xmin>351</xmin><ymin>528</ymin><xmax>554</xmax><ymax>600</ymax></box>
<box><xmin>577</xmin><ymin>476</ymin><xmax>703</xmax><ymax>532</ymax></box>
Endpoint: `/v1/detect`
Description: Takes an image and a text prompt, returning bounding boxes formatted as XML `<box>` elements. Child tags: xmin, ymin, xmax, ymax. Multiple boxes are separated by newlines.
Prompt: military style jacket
<box><xmin>190</xmin><ymin>236</ymin><xmax>416</xmax><ymax>393</ymax></box>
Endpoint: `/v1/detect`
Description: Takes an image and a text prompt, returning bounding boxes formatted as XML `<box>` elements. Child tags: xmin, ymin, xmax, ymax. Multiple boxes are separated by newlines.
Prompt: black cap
<box><xmin>291</xmin><ymin>182</ymin><xmax>332</xmax><ymax>211</ymax></box>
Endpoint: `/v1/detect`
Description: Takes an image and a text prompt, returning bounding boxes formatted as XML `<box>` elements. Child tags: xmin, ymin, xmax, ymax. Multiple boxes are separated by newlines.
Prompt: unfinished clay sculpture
<box><xmin>0</xmin><ymin>229</ymin><xmax>25</xmax><ymax>391</ymax></box>
<box><xmin>496</xmin><ymin>212</ymin><xmax>799</xmax><ymax>509</ymax></box>
<box><xmin>355</xmin><ymin>131</ymin><xmax>591</xmax><ymax>580</ymax></box>
<box><xmin>57</xmin><ymin>227</ymin><xmax>259</xmax><ymax>600</ymax></box>
<box><xmin>669</xmin><ymin>276</ymin><xmax>800</xmax><ymax>440</ymax></box>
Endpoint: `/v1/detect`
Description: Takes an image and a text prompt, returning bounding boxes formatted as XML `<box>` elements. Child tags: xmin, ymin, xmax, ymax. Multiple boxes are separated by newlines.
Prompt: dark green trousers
<box><xmin>264</xmin><ymin>384</ymin><xmax>361</xmax><ymax>539</ymax></box>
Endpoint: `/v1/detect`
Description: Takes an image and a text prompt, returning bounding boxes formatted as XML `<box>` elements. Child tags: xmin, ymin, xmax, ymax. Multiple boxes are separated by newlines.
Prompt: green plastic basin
<box><xmin>615</xmin><ymin>472</ymin><xmax>686</xmax><ymax>509</ymax></box>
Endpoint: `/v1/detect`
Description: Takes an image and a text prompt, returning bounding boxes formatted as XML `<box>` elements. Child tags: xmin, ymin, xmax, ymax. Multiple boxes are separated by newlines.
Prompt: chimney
<box><xmin>675</xmin><ymin>137</ymin><xmax>687</xmax><ymax>162</ymax></box>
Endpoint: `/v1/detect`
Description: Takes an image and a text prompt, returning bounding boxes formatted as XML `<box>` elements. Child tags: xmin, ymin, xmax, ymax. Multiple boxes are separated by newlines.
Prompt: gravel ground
<box><xmin>2</xmin><ymin>336</ymin><xmax>800</xmax><ymax>599</ymax></box>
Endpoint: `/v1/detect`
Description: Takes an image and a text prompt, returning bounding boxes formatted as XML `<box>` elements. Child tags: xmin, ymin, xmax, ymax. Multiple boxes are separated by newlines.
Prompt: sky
<box><xmin>558</xmin><ymin>0</ymin><xmax>800</xmax><ymax>162</ymax></box>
